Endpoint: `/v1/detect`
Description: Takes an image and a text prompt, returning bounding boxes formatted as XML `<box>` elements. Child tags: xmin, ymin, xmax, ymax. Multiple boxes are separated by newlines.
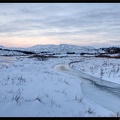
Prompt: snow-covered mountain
<box><xmin>27</xmin><ymin>44</ymin><xmax>97</xmax><ymax>53</ymax></box>
<box><xmin>0</xmin><ymin>44</ymin><xmax>105</xmax><ymax>55</ymax></box>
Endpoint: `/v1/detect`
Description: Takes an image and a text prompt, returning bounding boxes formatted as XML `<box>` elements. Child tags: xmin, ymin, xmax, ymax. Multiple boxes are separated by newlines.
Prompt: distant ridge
<box><xmin>1</xmin><ymin>44</ymin><xmax>120</xmax><ymax>54</ymax></box>
<box><xmin>27</xmin><ymin>44</ymin><xmax>95</xmax><ymax>53</ymax></box>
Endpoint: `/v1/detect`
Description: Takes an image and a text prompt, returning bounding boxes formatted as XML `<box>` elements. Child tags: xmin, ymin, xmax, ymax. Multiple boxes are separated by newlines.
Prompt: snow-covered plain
<box><xmin>0</xmin><ymin>44</ymin><xmax>120</xmax><ymax>117</ymax></box>
<box><xmin>0</xmin><ymin>50</ymin><xmax>25</xmax><ymax>56</ymax></box>
<box><xmin>0</xmin><ymin>56</ymin><xmax>118</xmax><ymax>117</ymax></box>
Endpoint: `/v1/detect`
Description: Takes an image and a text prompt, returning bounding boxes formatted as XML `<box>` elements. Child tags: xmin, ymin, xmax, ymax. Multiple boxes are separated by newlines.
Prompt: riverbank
<box><xmin>70</xmin><ymin>57</ymin><xmax>120</xmax><ymax>84</ymax></box>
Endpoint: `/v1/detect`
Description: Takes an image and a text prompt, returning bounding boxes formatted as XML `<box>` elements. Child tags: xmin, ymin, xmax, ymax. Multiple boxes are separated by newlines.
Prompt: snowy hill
<box><xmin>0</xmin><ymin>44</ymin><xmax>105</xmax><ymax>55</ymax></box>
<box><xmin>27</xmin><ymin>44</ymin><xmax>97</xmax><ymax>54</ymax></box>
<box><xmin>0</xmin><ymin>45</ymin><xmax>4</xmax><ymax>49</ymax></box>
<box><xmin>0</xmin><ymin>46</ymin><xmax>26</xmax><ymax>56</ymax></box>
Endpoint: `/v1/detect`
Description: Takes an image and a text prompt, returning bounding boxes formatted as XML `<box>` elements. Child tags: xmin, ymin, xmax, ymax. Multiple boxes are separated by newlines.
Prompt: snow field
<box><xmin>0</xmin><ymin>57</ymin><xmax>115</xmax><ymax>116</ymax></box>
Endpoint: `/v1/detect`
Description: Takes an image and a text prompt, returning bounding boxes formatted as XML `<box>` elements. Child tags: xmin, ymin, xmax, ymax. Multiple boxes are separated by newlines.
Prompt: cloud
<box><xmin>0</xmin><ymin>3</ymin><xmax>120</xmax><ymax>47</ymax></box>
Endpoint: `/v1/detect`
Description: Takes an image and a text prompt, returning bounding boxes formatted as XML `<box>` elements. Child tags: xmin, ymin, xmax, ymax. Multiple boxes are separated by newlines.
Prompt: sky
<box><xmin>0</xmin><ymin>3</ymin><xmax>120</xmax><ymax>48</ymax></box>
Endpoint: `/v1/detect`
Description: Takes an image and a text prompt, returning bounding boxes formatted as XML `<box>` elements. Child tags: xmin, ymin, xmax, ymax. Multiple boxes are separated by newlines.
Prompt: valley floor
<box><xmin>0</xmin><ymin>56</ymin><xmax>119</xmax><ymax>117</ymax></box>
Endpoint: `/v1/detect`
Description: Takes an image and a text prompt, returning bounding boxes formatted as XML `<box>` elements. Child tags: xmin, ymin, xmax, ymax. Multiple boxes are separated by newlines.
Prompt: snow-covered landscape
<box><xmin>0</xmin><ymin>44</ymin><xmax>120</xmax><ymax>117</ymax></box>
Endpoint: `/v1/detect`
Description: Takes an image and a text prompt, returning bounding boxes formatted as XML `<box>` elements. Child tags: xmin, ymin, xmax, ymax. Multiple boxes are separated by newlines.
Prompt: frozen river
<box><xmin>54</xmin><ymin>64</ymin><xmax>120</xmax><ymax>113</ymax></box>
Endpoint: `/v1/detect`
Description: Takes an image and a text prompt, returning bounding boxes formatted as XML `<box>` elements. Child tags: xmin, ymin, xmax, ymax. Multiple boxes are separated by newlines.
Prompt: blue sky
<box><xmin>0</xmin><ymin>3</ymin><xmax>120</xmax><ymax>47</ymax></box>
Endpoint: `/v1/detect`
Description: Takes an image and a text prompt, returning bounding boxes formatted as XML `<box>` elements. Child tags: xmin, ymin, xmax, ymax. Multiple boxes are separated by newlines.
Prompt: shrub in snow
<box><xmin>85</xmin><ymin>107</ymin><xmax>95</xmax><ymax>114</ymax></box>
